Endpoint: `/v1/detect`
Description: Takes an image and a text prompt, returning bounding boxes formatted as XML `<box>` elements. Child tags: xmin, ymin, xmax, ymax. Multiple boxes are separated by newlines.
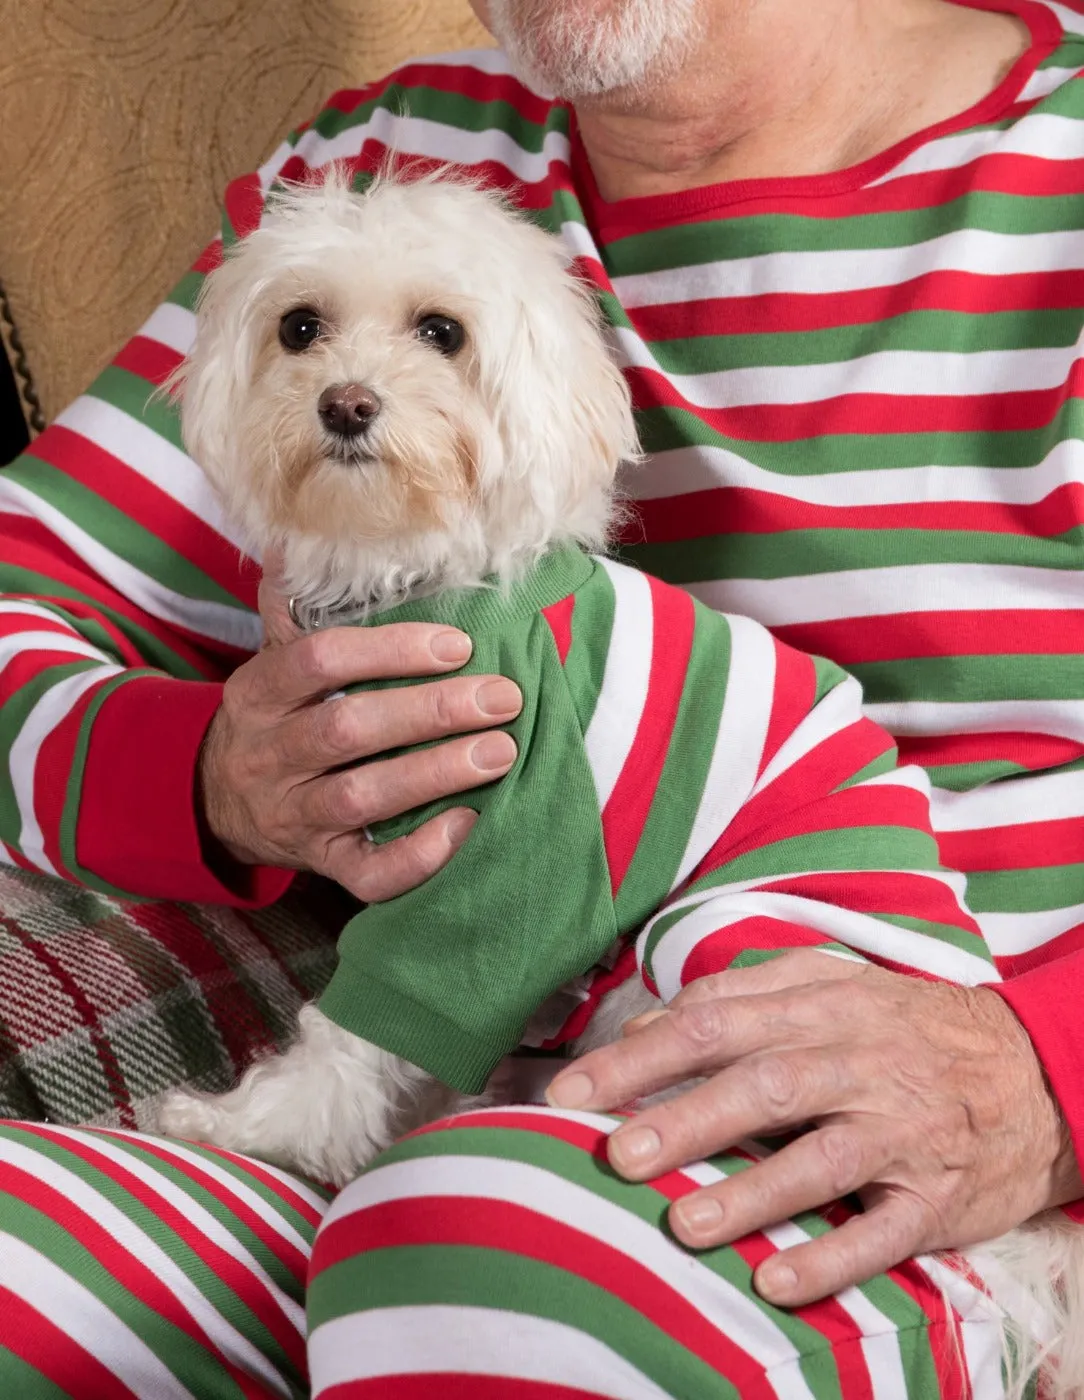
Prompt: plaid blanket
<box><xmin>0</xmin><ymin>865</ymin><xmax>344</xmax><ymax>1127</ymax></box>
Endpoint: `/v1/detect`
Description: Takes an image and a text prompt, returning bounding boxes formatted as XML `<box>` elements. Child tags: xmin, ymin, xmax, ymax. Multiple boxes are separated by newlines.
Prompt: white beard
<box><xmin>487</xmin><ymin>0</ymin><xmax>701</xmax><ymax>99</ymax></box>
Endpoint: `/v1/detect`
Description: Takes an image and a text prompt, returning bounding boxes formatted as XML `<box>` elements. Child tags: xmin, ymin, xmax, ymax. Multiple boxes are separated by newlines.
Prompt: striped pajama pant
<box><xmin>0</xmin><ymin>1109</ymin><xmax>1010</xmax><ymax>1400</ymax></box>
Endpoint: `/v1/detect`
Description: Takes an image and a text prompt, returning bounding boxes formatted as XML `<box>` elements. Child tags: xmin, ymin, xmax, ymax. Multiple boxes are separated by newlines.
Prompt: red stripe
<box><xmin>541</xmin><ymin>594</ymin><xmax>575</xmax><ymax>665</ymax></box>
<box><xmin>689</xmin><ymin>721</ymin><xmax>896</xmax><ymax>884</ymax></box>
<box><xmin>15</xmin><ymin>1125</ymin><xmax>306</xmax><ymax>1372</ymax></box>
<box><xmin>0</xmin><ymin>512</ymin><xmax>245</xmax><ymax>673</ymax></box>
<box><xmin>755</xmin><ymin>870</ymin><xmax>982</xmax><ymax>935</ymax></box>
<box><xmin>26</xmin><ymin>428</ymin><xmax>256</xmax><ymax>608</ymax></box>
<box><xmin>192</xmin><ymin>241</ymin><xmax>222</xmax><ymax>274</ymax></box>
<box><xmin>775</xmin><ymin>610</ymin><xmax>1084</xmax><ymax>665</ymax></box>
<box><xmin>902</xmin><ymin>730</ymin><xmax>1084</xmax><ymax>773</ymax></box>
<box><xmin>113</xmin><ymin>336</ymin><xmax>184</xmax><ymax>387</ymax></box>
<box><xmin>321</xmin><ymin>62</ymin><xmax>556</xmax><ymax>131</ymax></box>
<box><xmin>679</xmin><ymin>919</ymin><xmax>844</xmax><ymax>984</ymax></box>
<box><xmin>995</xmin><ymin>924</ymin><xmax>1084</xmax><ymax>978</ymax></box>
<box><xmin>603</xmin><ymin>577</ymin><xmax>696</xmax><ymax>893</ymax></box>
<box><xmin>313</xmin><ymin>1196</ymin><xmax>777</xmax><ymax>1396</ymax></box>
<box><xmin>631</xmin><ymin>267</ymin><xmax>1084</xmax><ymax>341</ymax></box>
<box><xmin>939</xmin><ymin>814</ymin><xmax>1084</xmax><ymax>873</ymax></box>
<box><xmin>626</xmin><ymin>479</ymin><xmax>1084</xmax><ymax>545</ymax></box>
<box><xmin>321</xmin><ymin>1380</ymin><xmax>606</xmax><ymax>1399</ymax></box>
<box><xmin>224</xmin><ymin>172</ymin><xmax>266</xmax><ymax>241</ymax></box>
<box><xmin>189</xmin><ymin>1141</ymin><xmax>330</xmax><ymax>1229</ymax></box>
<box><xmin>758</xmin><ymin>641</ymin><xmax>818</xmax><ymax>779</ymax></box>
<box><xmin>0</xmin><ymin>1287</ymin><xmax>139</xmax><ymax>1400</ymax></box>
<box><xmin>626</xmin><ymin>359</ymin><xmax>1084</xmax><ymax>443</ymax></box>
<box><xmin>0</xmin><ymin>1160</ymin><xmax>272</xmax><ymax>1399</ymax></box>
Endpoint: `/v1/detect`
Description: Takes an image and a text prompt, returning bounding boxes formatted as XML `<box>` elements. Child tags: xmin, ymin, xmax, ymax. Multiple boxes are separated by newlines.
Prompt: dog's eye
<box><xmin>415</xmin><ymin>314</ymin><xmax>465</xmax><ymax>357</ymax></box>
<box><xmin>279</xmin><ymin>308</ymin><xmax>324</xmax><ymax>353</ymax></box>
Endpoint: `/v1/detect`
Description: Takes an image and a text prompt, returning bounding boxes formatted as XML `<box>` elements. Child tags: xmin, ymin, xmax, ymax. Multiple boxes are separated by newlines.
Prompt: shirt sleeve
<box><xmin>318</xmin><ymin>614</ymin><xmax>620</xmax><ymax>1095</ymax></box>
<box><xmin>637</xmin><ymin>645</ymin><xmax>997</xmax><ymax>1001</ymax></box>
<box><xmin>0</xmin><ymin>133</ymin><xmax>315</xmax><ymax>901</ymax></box>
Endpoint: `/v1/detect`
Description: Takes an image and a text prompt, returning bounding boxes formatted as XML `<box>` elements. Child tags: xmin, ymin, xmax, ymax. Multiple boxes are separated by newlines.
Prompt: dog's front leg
<box><xmin>155</xmin><ymin>1005</ymin><xmax>451</xmax><ymax>1185</ymax></box>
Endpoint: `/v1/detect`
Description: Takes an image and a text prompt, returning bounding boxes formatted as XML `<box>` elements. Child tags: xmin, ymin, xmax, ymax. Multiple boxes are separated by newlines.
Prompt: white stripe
<box><xmin>0</xmin><ymin>475</ymin><xmax>262</xmax><ymax>651</ymax></box>
<box><xmin>310</xmin><ymin>1305</ymin><xmax>675</xmax><ymax>1399</ymax></box>
<box><xmin>101</xmin><ymin>1130</ymin><xmax>316</xmax><ymax>1255</ymax></box>
<box><xmin>325</xmin><ymin>1153</ymin><xmax>814</xmax><ymax>1386</ymax></box>
<box><xmin>920</xmin><ymin>1254</ymin><xmax>1015</xmax><ymax>1400</ymax></box>
<box><xmin>38</xmin><ymin>1125</ymin><xmax>306</xmax><ymax>1335</ymax></box>
<box><xmin>0</xmin><ymin>1136</ymin><xmax>291</xmax><ymax>1397</ymax></box>
<box><xmin>137</xmin><ymin>302</ymin><xmax>198</xmax><ymax>357</ymax></box>
<box><xmin>294</xmin><ymin>108</ymin><xmax>572</xmax><ymax>190</ymax></box>
<box><xmin>10</xmin><ymin>668</ymin><xmax>121</xmax><ymax>876</ymax></box>
<box><xmin>645</xmin><ymin>892</ymin><xmax>994</xmax><ymax>1001</ymax></box>
<box><xmin>611</xmin><ymin>226</ymin><xmax>1084</xmax><ymax>307</ymax></box>
<box><xmin>624</xmin><ymin>436</ymin><xmax>1084</xmax><ymax>507</ymax></box>
<box><xmin>54</xmin><ymin>394</ymin><xmax>244</xmax><ymax>550</ymax></box>
<box><xmin>679</xmin><ymin>1158</ymin><xmax>913</xmax><ymax>1400</ymax></box>
<box><xmin>1045</xmin><ymin>2</ymin><xmax>1084</xmax><ymax>37</ymax></box>
<box><xmin>751</xmin><ymin>673</ymin><xmax>866</xmax><ymax>797</ymax></box>
<box><xmin>0</xmin><ymin>1230</ymin><xmax>199</xmax><ymax>1399</ymax></box>
<box><xmin>106</xmin><ymin>1126</ymin><xmax>332</xmax><ymax>1217</ymax></box>
<box><xmin>671</xmin><ymin>614</ymin><xmax>776</xmax><ymax>889</ymax></box>
<box><xmin>932</xmin><ymin>764</ymin><xmax>1084</xmax><ymax>831</ymax></box>
<box><xmin>583</xmin><ymin>558</ymin><xmax>654</xmax><ymax>811</ymax></box>
<box><xmin>689</xmin><ymin>562</ymin><xmax>1084</xmax><ymax>628</ymax></box>
<box><xmin>615</xmin><ymin>324</ymin><xmax>1079</xmax><ymax>407</ymax></box>
<box><xmin>975</xmin><ymin>900</ymin><xmax>1084</xmax><ymax>956</ymax></box>
<box><xmin>870</xmin><ymin>105</ymin><xmax>1084</xmax><ymax>185</ymax></box>
<box><xmin>865</xmin><ymin>697</ymin><xmax>1084</xmax><ymax>741</ymax></box>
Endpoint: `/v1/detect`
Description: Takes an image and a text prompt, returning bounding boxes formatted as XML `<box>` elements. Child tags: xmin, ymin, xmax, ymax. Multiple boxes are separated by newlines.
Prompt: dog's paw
<box><xmin>154</xmin><ymin>1088</ymin><xmax>235</xmax><ymax>1148</ymax></box>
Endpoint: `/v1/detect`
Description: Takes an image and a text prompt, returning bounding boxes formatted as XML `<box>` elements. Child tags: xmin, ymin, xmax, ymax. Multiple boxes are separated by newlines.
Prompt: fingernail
<box><xmin>546</xmin><ymin>1072</ymin><xmax>594</xmax><ymax>1109</ymax></box>
<box><xmin>476</xmin><ymin>680</ymin><xmax>521</xmax><ymax>716</ymax></box>
<box><xmin>758</xmin><ymin>1262</ymin><xmax>798</xmax><ymax>1300</ymax></box>
<box><xmin>674</xmin><ymin>1195</ymin><xmax>723</xmax><ymax>1235</ymax></box>
<box><xmin>431</xmin><ymin>630</ymin><xmax>472</xmax><ymax>663</ymax></box>
<box><xmin>610</xmin><ymin>1127</ymin><xmax>661</xmax><ymax>1170</ymax></box>
<box><xmin>445</xmin><ymin>809</ymin><xmax>477</xmax><ymax>849</ymax></box>
<box><xmin>471</xmin><ymin>732</ymin><xmax>517</xmax><ymax>771</ymax></box>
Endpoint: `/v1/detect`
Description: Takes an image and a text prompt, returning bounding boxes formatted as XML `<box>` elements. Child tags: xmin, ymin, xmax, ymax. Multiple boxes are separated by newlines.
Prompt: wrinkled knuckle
<box><xmin>318</xmin><ymin>700</ymin><xmax>356</xmax><ymax>756</ymax></box>
<box><xmin>323</xmin><ymin>771</ymin><xmax>368</xmax><ymax>828</ymax></box>
<box><xmin>429</xmin><ymin>680</ymin><xmax>461</xmax><ymax>733</ymax></box>
<box><xmin>672</xmin><ymin>999</ymin><xmax>729</xmax><ymax>1049</ymax></box>
<box><xmin>814</xmin><ymin>1128</ymin><xmax>863</xmax><ymax>1195</ymax></box>
<box><xmin>753</xmin><ymin>1055</ymin><xmax>804</xmax><ymax>1118</ymax></box>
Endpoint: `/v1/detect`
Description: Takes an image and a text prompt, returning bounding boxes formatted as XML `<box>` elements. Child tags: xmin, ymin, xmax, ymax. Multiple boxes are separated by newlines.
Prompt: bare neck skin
<box><xmin>560</xmin><ymin>1</ymin><xmax>1029</xmax><ymax>201</ymax></box>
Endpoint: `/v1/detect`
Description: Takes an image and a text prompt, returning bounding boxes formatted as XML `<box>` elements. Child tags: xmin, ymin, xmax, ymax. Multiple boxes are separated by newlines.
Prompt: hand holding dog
<box><xmin>198</xmin><ymin>552</ymin><xmax>523</xmax><ymax>902</ymax></box>
<box><xmin>549</xmin><ymin>949</ymin><xmax>1083</xmax><ymax>1305</ymax></box>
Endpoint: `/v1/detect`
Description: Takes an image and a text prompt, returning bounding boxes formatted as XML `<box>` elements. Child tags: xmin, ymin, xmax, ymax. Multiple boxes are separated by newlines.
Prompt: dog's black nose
<box><xmin>318</xmin><ymin>383</ymin><xmax>382</xmax><ymax>438</ymax></box>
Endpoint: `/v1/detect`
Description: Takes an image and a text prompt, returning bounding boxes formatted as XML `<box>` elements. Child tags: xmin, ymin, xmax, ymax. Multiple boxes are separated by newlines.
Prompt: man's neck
<box><xmin>574</xmin><ymin>0</ymin><xmax>1030</xmax><ymax>202</ymax></box>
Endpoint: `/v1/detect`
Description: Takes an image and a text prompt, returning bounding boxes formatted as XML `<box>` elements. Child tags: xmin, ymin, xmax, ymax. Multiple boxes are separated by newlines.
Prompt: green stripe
<box><xmin>88</xmin><ymin>366</ymin><xmax>185</xmax><ymax>450</ymax></box>
<box><xmin>835</xmin><ymin>750</ymin><xmax>898</xmax><ymax>790</ymax></box>
<box><xmin>0</xmin><ymin>1347</ymin><xmax>84</xmax><ymax>1400</ymax></box>
<box><xmin>965</xmin><ymin>861</ymin><xmax>1084</xmax><ymax>914</ymax></box>
<box><xmin>614</xmin><ymin>605</ymin><xmax>731</xmax><ymax>929</ymax></box>
<box><xmin>564</xmin><ymin>560</ymin><xmax>617</xmax><ymax>732</ymax></box>
<box><xmin>5</xmin><ymin>455</ymin><xmax>248</xmax><ymax>611</ymax></box>
<box><xmin>850</xmin><ymin>653</ymin><xmax>1084</xmax><ymax>705</ymax></box>
<box><xmin>620</xmin><ymin>527</ymin><xmax>1084</xmax><ymax>584</ymax></box>
<box><xmin>632</xmin><ymin>400</ymin><xmax>1084</xmax><ymax>472</ymax></box>
<box><xmin>868</xmin><ymin>912</ymin><xmax>993</xmax><ymax>961</ymax></box>
<box><xmin>926</xmin><ymin>758</ymin><xmax>1032</xmax><ymax>792</ymax></box>
<box><xmin>605</xmin><ymin>188</ymin><xmax>1084</xmax><ymax>273</ymax></box>
<box><xmin>646</xmin><ymin>308</ymin><xmax>1084</xmax><ymax>375</ymax></box>
<box><xmin>166</xmin><ymin>270</ymin><xmax>204</xmax><ymax>314</ymax></box>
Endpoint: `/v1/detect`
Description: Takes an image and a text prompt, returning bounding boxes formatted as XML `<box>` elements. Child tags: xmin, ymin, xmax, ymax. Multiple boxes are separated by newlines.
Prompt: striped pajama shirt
<box><xmin>3</xmin><ymin>0</ymin><xmax>1084</xmax><ymax>1391</ymax></box>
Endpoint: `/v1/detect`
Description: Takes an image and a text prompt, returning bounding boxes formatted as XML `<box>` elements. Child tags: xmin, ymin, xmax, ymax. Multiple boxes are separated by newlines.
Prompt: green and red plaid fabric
<box><xmin>0</xmin><ymin>866</ymin><xmax>343</xmax><ymax>1126</ymax></box>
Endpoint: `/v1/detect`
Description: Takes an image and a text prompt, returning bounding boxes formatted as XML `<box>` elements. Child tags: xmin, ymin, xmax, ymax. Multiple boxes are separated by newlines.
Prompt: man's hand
<box><xmin>198</xmin><ymin>562</ymin><xmax>522</xmax><ymax>901</ymax></box>
<box><xmin>547</xmin><ymin>950</ymin><xmax>1083</xmax><ymax>1305</ymax></box>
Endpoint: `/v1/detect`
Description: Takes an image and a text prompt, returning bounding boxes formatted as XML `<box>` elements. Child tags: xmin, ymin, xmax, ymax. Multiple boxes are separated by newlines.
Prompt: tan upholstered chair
<box><xmin>0</xmin><ymin>0</ymin><xmax>489</xmax><ymax>432</ymax></box>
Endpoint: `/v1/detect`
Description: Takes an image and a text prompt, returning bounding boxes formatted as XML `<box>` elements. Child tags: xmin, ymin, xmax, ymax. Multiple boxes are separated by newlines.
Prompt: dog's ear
<box><xmin>161</xmin><ymin>246</ymin><xmax>269</xmax><ymax>502</ymax></box>
<box><xmin>480</xmin><ymin>235</ymin><xmax>640</xmax><ymax>551</ymax></box>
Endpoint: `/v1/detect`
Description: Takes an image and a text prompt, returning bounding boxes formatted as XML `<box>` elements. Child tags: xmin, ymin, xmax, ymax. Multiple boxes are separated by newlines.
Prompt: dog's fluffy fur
<box><xmin>156</xmin><ymin>166</ymin><xmax>1082</xmax><ymax>1398</ymax></box>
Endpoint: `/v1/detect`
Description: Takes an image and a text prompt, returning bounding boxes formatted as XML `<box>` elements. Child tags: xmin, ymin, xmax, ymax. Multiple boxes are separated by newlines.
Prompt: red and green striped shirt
<box><xmin>321</xmin><ymin>548</ymin><xmax>993</xmax><ymax>1092</ymax></box>
<box><xmin>1</xmin><ymin>0</ymin><xmax>1083</xmax><ymax>1138</ymax></box>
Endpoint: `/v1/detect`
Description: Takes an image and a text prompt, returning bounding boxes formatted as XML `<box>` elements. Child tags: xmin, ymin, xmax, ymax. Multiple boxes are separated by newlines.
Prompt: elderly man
<box><xmin>1</xmin><ymin>0</ymin><xmax>1082</xmax><ymax>1394</ymax></box>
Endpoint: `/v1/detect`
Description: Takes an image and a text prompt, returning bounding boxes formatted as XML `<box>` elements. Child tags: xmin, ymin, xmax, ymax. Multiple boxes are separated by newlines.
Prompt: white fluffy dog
<box><xmin>157</xmin><ymin>166</ymin><xmax>1083</xmax><ymax>1400</ymax></box>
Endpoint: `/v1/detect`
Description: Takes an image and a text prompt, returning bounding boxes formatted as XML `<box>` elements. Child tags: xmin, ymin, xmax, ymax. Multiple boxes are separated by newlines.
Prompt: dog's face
<box><xmin>175</xmin><ymin>169</ymin><xmax>638</xmax><ymax>603</ymax></box>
